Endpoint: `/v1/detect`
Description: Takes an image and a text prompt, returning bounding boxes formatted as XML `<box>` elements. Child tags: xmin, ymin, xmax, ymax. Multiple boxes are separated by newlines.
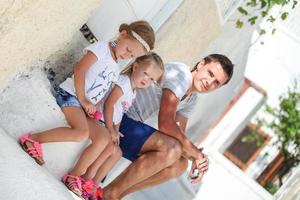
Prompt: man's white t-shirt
<box><xmin>59</xmin><ymin>41</ymin><xmax>120</xmax><ymax>104</ymax></box>
<box><xmin>127</xmin><ymin>62</ymin><xmax>199</xmax><ymax>122</ymax></box>
<box><xmin>99</xmin><ymin>75</ymin><xmax>136</xmax><ymax>124</ymax></box>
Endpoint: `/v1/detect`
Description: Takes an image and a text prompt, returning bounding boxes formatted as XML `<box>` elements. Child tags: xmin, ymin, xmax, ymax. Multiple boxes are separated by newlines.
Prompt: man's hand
<box><xmin>189</xmin><ymin>149</ymin><xmax>209</xmax><ymax>184</ymax></box>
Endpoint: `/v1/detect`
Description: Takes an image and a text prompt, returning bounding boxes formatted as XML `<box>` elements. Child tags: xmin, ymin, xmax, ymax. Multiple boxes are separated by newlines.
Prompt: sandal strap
<box><xmin>96</xmin><ymin>186</ymin><xmax>103</xmax><ymax>199</ymax></box>
<box><xmin>19</xmin><ymin>134</ymin><xmax>43</xmax><ymax>158</ymax></box>
<box><xmin>82</xmin><ymin>179</ymin><xmax>97</xmax><ymax>194</ymax></box>
<box><xmin>62</xmin><ymin>174</ymin><xmax>82</xmax><ymax>193</ymax></box>
<box><xmin>26</xmin><ymin>147</ymin><xmax>41</xmax><ymax>158</ymax></box>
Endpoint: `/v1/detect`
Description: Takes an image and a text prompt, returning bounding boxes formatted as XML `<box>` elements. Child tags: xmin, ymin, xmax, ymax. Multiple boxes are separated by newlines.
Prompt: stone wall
<box><xmin>0</xmin><ymin>0</ymin><xmax>101</xmax><ymax>90</ymax></box>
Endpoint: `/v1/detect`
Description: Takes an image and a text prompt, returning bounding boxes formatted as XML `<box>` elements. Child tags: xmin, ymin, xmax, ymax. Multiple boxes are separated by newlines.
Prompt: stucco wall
<box><xmin>0</xmin><ymin>1</ymin><xmax>223</xmax><ymax>199</ymax></box>
<box><xmin>155</xmin><ymin>0</ymin><xmax>221</xmax><ymax>66</ymax></box>
<box><xmin>0</xmin><ymin>0</ymin><xmax>101</xmax><ymax>90</ymax></box>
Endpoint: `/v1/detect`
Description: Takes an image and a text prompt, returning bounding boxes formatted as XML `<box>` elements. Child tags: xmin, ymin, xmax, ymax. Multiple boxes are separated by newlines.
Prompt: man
<box><xmin>103</xmin><ymin>54</ymin><xmax>234</xmax><ymax>199</ymax></box>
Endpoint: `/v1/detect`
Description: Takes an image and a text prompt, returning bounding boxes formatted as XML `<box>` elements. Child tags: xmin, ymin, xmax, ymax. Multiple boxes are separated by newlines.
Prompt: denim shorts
<box><xmin>119</xmin><ymin>114</ymin><xmax>157</xmax><ymax>161</ymax></box>
<box><xmin>56</xmin><ymin>88</ymin><xmax>81</xmax><ymax>108</ymax></box>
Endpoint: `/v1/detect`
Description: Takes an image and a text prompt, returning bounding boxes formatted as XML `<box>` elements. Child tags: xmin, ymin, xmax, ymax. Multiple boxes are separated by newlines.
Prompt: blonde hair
<box><xmin>119</xmin><ymin>20</ymin><xmax>155</xmax><ymax>51</ymax></box>
<box><xmin>122</xmin><ymin>52</ymin><xmax>164</xmax><ymax>82</ymax></box>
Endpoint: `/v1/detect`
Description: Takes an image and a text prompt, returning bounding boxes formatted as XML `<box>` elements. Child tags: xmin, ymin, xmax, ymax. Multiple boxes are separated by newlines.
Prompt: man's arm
<box><xmin>175</xmin><ymin>112</ymin><xmax>209</xmax><ymax>183</ymax></box>
<box><xmin>175</xmin><ymin>112</ymin><xmax>194</xmax><ymax>160</ymax></box>
<box><xmin>175</xmin><ymin>112</ymin><xmax>188</xmax><ymax>132</ymax></box>
<box><xmin>158</xmin><ymin>89</ymin><xmax>203</xmax><ymax>160</ymax></box>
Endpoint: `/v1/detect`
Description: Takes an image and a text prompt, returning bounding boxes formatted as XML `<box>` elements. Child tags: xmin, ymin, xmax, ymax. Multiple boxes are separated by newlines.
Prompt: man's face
<box><xmin>193</xmin><ymin>61</ymin><xmax>229</xmax><ymax>92</ymax></box>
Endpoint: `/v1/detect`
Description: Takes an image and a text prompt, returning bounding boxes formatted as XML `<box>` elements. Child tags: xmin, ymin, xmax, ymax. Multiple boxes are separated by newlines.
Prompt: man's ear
<box><xmin>197</xmin><ymin>59</ymin><xmax>205</xmax><ymax>70</ymax></box>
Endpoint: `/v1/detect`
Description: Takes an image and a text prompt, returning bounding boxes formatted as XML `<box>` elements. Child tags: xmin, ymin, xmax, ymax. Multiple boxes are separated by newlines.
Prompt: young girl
<box><xmin>66</xmin><ymin>53</ymin><xmax>164</xmax><ymax>200</ymax></box>
<box><xmin>19</xmin><ymin>19</ymin><xmax>154</xmax><ymax>191</ymax></box>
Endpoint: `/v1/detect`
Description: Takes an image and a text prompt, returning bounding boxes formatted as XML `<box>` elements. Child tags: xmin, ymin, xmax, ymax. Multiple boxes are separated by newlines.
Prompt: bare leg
<box><xmin>92</xmin><ymin>145</ymin><xmax>122</xmax><ymax>183</ymax></box>
<box><xmin>30</xmin><ymin>106</ymin><xmax>89</xmax><ymax>143</ymax></box>
<box><xmin>69</xmin><ymin>118</ymin><xmax>111</xmax><ymax>176</ymax></box>
<box><xmin>82</xmin><ymin>141</ymin><xmax>115</xmax><ymax>180</ymax></box>
<box><xmin>103</xmin><ymin>132</ymin><xmax>182</xmax><ymax>200</ymax></box>
<box><xmin>121</xmin><ymin>156</ymin><xmax>188</xmax><ymax>197</ymax></box>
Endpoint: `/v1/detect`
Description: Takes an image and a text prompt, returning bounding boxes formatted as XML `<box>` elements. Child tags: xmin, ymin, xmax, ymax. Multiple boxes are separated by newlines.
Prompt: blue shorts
<box><xmin>55</xmin><ymin>88</ymin><xmax>106</xmax><ymax>126</ymax></box>
<box><xmin>119</xmin><ymin>114</ymin><xmax>157</xmax><ymax>161</ymax></box>
<box><xmin>56</xmin><ymin>88</ymin><xmax>81</xmax><ymax>108</ymax></box>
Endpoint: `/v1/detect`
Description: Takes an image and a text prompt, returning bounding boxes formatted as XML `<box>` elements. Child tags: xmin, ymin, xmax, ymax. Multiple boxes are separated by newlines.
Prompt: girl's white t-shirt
<box><xmin>99</xmin><ymin>75</ymin><xmax>136</xmax><ymax>124</ymax></box>
<box><xmin>127</xmin><ymin>62</ymin><xmax>199</xmax><ymax>121</ymax></box>
<box><xmin>59</xmin><ymin>41</ymin><xmax>120</xmax><ymax>104</ymax></box>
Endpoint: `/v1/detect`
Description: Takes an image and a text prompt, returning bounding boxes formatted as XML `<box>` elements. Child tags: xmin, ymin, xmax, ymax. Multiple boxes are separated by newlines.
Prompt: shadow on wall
<box><xmin>43</xmin><ymin>31</ymin><xmax>89</xmax><ymax>94</ymax></box>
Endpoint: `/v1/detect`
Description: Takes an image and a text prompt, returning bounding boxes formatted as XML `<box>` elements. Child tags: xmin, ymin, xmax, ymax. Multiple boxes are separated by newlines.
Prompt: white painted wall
<box><xmin>245</xmin><ymin>5</ymin><xmax>300</xmax><ymax>109</ymax></box>
<box><xmin>193</xmin><ymin>3</ymin><xmax>300</xmax><ymax>200</ymax></box>
<box><xmin>198</xmin><ymin>87</ymin><xmax>272</xmax><ymax>200</ymax></box>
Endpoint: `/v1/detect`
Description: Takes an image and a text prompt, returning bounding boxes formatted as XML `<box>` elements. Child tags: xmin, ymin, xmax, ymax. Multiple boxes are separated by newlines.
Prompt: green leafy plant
<box><xmin>260</xmin><ymin>78</ymin><xmax>300</xmax><ymax>186</ymax></box>
<box><xmin>264</xmin><ymin>182</ymin><xmax>279</xmax><ymax>194</ymax></box>
<box><xmin>236</xmin><ymin>0</ymin><xmax>298</xmax><ymax>35</ymax></box>
<box><xmin>241</xmin><ymin>130</ymin><xmax>265</xmax><ymax>147</ymax></box>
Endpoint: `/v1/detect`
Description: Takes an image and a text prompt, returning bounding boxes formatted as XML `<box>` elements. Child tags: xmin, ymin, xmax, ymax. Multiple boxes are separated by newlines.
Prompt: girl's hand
<box><xmin>110</xmin><ymin>129</ymin><xmax>119</xmax><ymax>145</ymax></box>
<box><xmin>109</xmin><ymin>129</ymin><xmax>124</xmax><ymax>145</ymax></box>
<box><xmin>80</xmin><ymin>99</ymin><xmax>97</xmax><ymax>116</ymax></box>
<box><xmin>95</xmin><ymin>101</ymin><xmax>102</xmax><ymax>110</ymax></box>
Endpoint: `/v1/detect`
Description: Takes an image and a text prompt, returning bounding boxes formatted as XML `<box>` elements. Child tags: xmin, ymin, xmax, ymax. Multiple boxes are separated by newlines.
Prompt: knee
<box><xmin>100</xmin><ymin>141</ymin><xmax>117</xmax><ymax>157</ymax></box>
<box><xmin>73</xmin><ymin>128</ymin><xmax>89</xmax><ymax>141</ymax></box>
<box><xmin>164</xmin><ymin>139</ymin><xmax>182</xmax><ymax>165</ymax></box>
<box><xmin>92</xmin><ymin>132</ymin><xmax>110</xmax><ymax>147</ymax></box>
<box><xmin>170</xmin><ymin>158</ymin><xmax>188</xmax><ymax>178</ymax></box>
<box><xmin>112</xmin><ymin>146</ymin><xmax>122</xmax><ymax>159</ymax></box>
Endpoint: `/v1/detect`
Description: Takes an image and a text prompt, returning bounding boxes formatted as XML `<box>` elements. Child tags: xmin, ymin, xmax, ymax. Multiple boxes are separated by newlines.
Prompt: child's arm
<box><xmin>114</xmin><ymin>123</ymin><xmax>120</xmax><ymax>132</ymax></box>
<box><xmin>113</xmin><ymin>123</ymin><xmax>124</xmax><ymax>138</ymax></box>
<box><xmin>74</xmin><ymin>51</ymin><xmax>97</xmax><ymax>115</ymax></box>
<box><xmin>104</xmin><ymin>85</ymin><xmax>124</xmax><ymax>144</ymax></box>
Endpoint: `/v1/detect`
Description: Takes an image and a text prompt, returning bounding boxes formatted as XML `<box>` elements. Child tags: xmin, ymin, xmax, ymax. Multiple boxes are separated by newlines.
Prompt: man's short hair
<box><xmin>192</xmin><ymin>54</ymin><xmax>234</xmax><ymax>85</ymax></box>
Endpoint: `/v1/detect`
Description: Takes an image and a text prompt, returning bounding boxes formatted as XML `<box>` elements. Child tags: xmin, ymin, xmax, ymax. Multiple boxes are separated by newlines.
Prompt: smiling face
<box><xmin>131</xmin><ymin>62</ymin><xmax>163</xmax><ymax>89</ymax></box>
<box><xmin>192</xmin><ymin>60</ymin><xmax>229</xmax><ymax>93</ymax></box>
<box><xmin>113</xmin><ymin>31</ymin><xmax>147</xmax><ymax>61</ymax></box>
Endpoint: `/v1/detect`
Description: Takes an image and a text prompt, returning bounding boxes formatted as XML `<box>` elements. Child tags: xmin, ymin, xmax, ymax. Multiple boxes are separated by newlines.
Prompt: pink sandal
<box><xmin>19</xmin><ymin>134</ymin><xmax>45</xmax><ymax>165</ymax></box>
<box><xmin>62</xmin><ymin>174</ymin><xmax>86</xmax><ymax>199</ymax></box>
<box><xmin>82</xmin><ymin>179</ymin><xmax>103</xmax><ymax>200</ymax></box>
<box><xmin>95</xmin><ymin>186</ymin><xmax>103</xmax><ymax>200</ymax></box>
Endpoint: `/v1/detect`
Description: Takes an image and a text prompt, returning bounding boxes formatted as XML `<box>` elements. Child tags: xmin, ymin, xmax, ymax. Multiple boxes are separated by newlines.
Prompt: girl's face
<box><xmin>114</xmin><ymin>31</ymin><xmax>147</xmax><ymax>61</ymax></box>
<box><xmin>131</xmin><ymin>62</ymin><xmax>163</xmax><ymax>89</ymax></box>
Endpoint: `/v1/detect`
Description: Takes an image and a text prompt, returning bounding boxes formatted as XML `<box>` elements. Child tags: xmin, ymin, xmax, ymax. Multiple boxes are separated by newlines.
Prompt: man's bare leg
<box><xmin>120</xmin><ymin>156</ymin><xmax>188</xmax><ymax>198</ymax></box>
<box><xmin>103</xmin><ymin>131</ymin><xmax>182</xmax><ymax>200</ymax></box>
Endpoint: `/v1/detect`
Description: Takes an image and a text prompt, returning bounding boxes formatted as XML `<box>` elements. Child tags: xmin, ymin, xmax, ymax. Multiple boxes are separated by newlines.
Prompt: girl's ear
<box><xmin>132</xmin><ymin>62</ymin><xmax>138</xmax><ymax>71</ymax></box>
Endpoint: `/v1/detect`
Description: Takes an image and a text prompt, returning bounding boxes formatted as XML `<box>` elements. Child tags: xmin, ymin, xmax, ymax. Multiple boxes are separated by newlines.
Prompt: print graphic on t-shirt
<box><xmin>87</xmin><ymin>66</ymin><xmax>116</xmax><ymax>103</ymax></box>
<box><xmin>121</xmin><ymin>101</ymin><xmax>130</xmax><ymax>112</ymax></box>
